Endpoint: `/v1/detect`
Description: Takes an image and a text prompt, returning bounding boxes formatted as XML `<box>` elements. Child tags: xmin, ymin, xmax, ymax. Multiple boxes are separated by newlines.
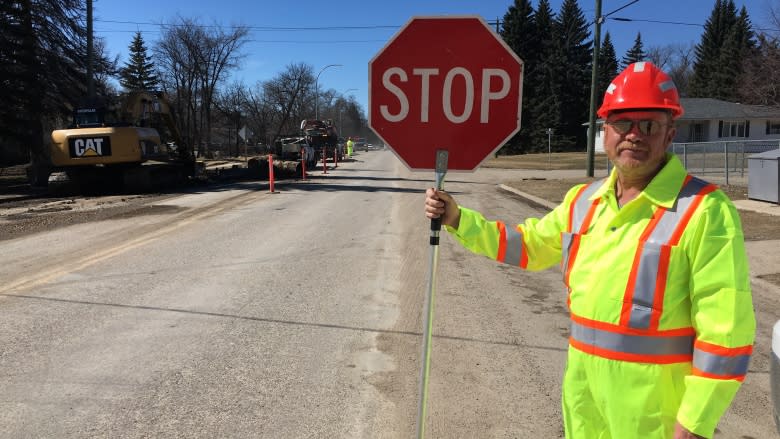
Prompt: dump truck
<box><xmin>301</xmin><ymin>119</ymin><xmax>343</xmax><ymax>161</ymax></box>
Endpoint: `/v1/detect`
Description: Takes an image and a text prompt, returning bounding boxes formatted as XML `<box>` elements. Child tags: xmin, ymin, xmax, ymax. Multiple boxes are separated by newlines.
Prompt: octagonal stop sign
<box><xmin>369</xmin><ymin>16</ymin><xmax>523</xmax><ymax>171</ymax></box>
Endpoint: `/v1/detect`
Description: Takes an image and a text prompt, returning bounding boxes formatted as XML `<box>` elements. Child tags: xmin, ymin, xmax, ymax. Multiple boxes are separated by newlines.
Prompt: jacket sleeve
<box><xmin>676</xmin><ymin>190</ymin><xmax>756</xmax><ymax>438</ymax></box>
<box><xmin>444</xmin><ymin>185</ymin><xmax>586</xmax><ymax>271</ymax></box>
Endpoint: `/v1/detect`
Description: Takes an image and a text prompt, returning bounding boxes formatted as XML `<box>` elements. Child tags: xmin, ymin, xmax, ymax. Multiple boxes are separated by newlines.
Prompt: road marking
<box><xmin>1</xmin><ymin>189</ymin><xmax>264</xmax><ymax>295</ymax></box>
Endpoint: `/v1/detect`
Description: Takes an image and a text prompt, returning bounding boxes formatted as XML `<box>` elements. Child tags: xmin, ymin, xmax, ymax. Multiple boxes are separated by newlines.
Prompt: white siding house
<box><xmin>592</xmin><ymin>98</ymin><xmax>780</xmax><ymax>152</ymax></box>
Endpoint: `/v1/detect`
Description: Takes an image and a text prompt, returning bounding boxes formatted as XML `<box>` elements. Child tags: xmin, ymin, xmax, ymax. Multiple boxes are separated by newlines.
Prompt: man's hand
<box><xmin>674</xmin><ymin>422</ymin><xmax>705</xmax><ymax>439</ymax></box>
<box><xmin>424</xmin><ymin>188</ymin><xmax>460</xmax><ymax>229</ymax></box>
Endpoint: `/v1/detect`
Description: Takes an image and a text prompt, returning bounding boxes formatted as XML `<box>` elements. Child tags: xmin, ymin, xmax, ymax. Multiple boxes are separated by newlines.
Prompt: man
<box><xmin>424</xmin><ymin>62</ymin><xmax>755</xmax><ymax>439</ymax></box>
<box><xmin>346</xmin><ymin>137</ymin><xmax>354</xmax><ymax>158</ymax></box>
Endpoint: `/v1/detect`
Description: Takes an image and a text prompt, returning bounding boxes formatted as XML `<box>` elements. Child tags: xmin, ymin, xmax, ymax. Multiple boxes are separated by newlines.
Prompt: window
<box><xmin>688</xmin><ymin>123</ymin><xmax>704</xmax><ymax>142</ymax></box>
<box><xmin>767</xmin><ymin>121</ymin><xmax>780</xmax><ymax>135</ymax></box>
<box><xmin>719</xmin><ymin>120</ymin><xmax>747</xmax><ymax>138</ymax></box>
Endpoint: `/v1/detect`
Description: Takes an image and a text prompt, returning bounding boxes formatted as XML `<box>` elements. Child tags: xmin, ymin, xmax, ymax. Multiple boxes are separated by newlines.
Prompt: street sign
<box><xmin>369</xmin><ymin>16</ymin><xmax>523</xmax><ymax>171</ymax></box>
<box><xmin>238</xmin><ymin>125</ymin><xmax>248</xmax><ymax>141</ymax></box>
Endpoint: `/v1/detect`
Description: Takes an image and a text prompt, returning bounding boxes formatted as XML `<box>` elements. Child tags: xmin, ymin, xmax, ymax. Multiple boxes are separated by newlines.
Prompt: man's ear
<box><xmin>665</xmin><ymin>126</ymin><xmax>677</xmax><ymax>145</ymax></box>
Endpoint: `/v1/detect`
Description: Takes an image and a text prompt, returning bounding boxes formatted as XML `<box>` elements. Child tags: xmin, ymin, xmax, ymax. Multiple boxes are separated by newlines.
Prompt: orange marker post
<box><xmin>301</xmin><ymin>148</ymin><xmax>307</xmax><ymax>180</ymax></box>
<box><xmin>268</xmin><ymin>154</ymin><xmax>276</xmax><ymax>193</ymax></box>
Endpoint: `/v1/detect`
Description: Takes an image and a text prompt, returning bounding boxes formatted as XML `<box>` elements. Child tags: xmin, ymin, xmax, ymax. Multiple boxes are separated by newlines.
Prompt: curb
<box><xmin>498</xmin><ymin>184</ymin><xmax>558</xmax><ymax>211</ymax></box>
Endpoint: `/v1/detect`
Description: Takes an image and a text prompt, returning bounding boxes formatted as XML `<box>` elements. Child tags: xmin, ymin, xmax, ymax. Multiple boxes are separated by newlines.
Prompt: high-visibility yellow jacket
<box><xmin>447</xmin><ymin>154</ymin><xmax>755</xmax><ymax>437</ymax></box>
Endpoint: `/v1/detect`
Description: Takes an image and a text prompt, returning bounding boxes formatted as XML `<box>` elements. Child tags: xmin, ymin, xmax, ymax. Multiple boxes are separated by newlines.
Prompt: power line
<box><xmin>95</xmin><ymin>19</ymin><xmax>399</xmax><ymax>32</ymax></box>
<box><xmin>609</xmin><ymin>16</ymin><xmax>780</xmax><ymax>33</ymax></box>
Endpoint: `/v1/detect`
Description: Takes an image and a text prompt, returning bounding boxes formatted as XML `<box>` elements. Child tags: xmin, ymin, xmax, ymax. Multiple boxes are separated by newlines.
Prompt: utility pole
<box><xmin>586</xmin><ymin>0</ymin><xmax>603</xmax><ymax>177</ymax></box>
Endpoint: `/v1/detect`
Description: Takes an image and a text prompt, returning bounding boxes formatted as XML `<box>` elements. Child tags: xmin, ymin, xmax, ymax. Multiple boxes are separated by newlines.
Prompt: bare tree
<box><xmin>646</xmin><ymin>45</ymin><xmax>674</xmax><ymax>69</ymax></box>
<box><xmin>155</xmin><ymin>20</ymin><xmax>201</xmax><ymax>151</ymax></box>
<box><xmin>738</xmin><ymin>34</ymin><xmax>780</xmax><ymax>106</ymax></box>
<box><xmin>155</xmin><ymin>17</ymin><xmax>248</xmax><ymax>157</ymax></box>
<box><xmin>244</xmin><ymin>82</ymin><xmax>274</xmax><ymax>148</ymax></box>
<box><xmin>647</xmin><ymin>42</ymin><xmax>695</xmax><ymax>97</ymax></box>
<box><xmin>769</xmin><ymin>0</ymin><xmax>780</xmax><ymax>38</ymax></box>
<box><xmin>214</xmin><ymin>81</ymin><xmax>248</xmax><ymax>156</ymax></box>
<box><xmin>263</xmin><ymin>63</ymin><xmax>314</xmax><ymax>140</ymax></box>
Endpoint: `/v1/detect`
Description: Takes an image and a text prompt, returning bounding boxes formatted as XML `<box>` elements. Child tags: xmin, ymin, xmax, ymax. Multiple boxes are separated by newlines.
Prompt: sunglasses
<box><xmin>605</xmin><ymin>119</ymin><xmax>667</xmax><ymax>136</ymax></box>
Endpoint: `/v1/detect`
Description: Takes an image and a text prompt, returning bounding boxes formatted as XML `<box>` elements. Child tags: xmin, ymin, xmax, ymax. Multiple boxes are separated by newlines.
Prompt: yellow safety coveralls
<box><xmin>347</xmin><ymin>139</ymin><xmax>354</xmax><ymax>157</ymax></box>
<box><xmin>446</xmin><ymin>154</ymin><xmax>755</xmax><ymax>438</ymax></box>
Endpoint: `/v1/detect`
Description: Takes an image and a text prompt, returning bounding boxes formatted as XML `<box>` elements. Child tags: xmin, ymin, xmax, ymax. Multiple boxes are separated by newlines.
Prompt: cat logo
<box><xmin>69</xmin><ymin>136</ymin><xmax>112</xmax><ymax>158</ymax></box>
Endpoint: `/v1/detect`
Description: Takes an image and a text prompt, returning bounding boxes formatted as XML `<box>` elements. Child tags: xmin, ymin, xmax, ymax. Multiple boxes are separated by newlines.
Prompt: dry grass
<box><xmin>494</xmin><ymin>153</ymin><xmax>780</xmax><ymax>243</ymax></box>
<box><xmin>484</xmin><ymin>152</ymin><xmax>611</xmax><ymax>170</ymax></box>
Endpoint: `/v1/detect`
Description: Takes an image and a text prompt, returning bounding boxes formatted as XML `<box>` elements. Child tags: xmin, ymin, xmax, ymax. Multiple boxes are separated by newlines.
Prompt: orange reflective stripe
<box><xmin>496</xmin><ymin>221</ymin><xmax>507</xmax><ymax>262</ymax></box>
<box><xmin>691</xmin><ymin>368</ymin><xmax>746</xmax><ymax>382</ymax></box>
<box><xmin>579</xmin><ymin>199</ymin><xmax>599</xmax><ymax>234</ymax></box>
<box><xmin>695</xmin><ymin>339</ymin><xmax>754</xmax><ymax>356</ymax></box>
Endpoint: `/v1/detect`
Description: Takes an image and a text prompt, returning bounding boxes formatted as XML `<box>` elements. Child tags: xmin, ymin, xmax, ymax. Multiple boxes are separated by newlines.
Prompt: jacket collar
<box><xmin>591</xmin><ymin>153</ymin><xmax>688</xmax><ymax>209</ymax></box>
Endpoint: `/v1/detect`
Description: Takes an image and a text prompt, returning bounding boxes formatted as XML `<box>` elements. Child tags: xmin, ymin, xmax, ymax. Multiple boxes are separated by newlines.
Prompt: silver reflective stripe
<box><xmin>625</xmin><ymin>177</ymin><xmax>710</xmax><ymax>329</ymax></box>
<box><xmin>571</xmin><ymin>320</ymin><xmax>694</xmax><ymax>357</ymax></box>
<box><xmin>570</xmin><ymin>180</ymin><xmax>604</xmax><ymax>233</ymax></box>
<box><xmin>561</xmin><ymin>232</ymin><xmax>574</xmax><ymax>273</ymax></box>
<box><xmin>503</xmin><ymin>225</ymin><xmax>524</xmax><ymax>266</ymax></box>
<box><xmin>693</xmin><ymin>348</ymin><xmax>750</xmax><ymax>377</ymax></box>
<box><xmin>628</xmin><ymin>242</ymin><xmax>662</xmax><ymax>329</ymax></box>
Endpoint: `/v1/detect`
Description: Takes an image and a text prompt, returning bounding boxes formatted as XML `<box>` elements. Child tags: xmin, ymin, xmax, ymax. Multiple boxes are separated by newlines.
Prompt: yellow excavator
<box><xmin>47</xmin><ymin>91</ymin><xmax>197</xmax><ymax>192</ymax></box>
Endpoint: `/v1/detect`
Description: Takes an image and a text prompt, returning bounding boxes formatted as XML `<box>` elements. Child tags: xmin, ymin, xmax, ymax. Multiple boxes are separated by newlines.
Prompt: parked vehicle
<box><xmin>301</xmin><ymin>119</ymin><xmax>342</xmax><ymax>160</ymax></box>
<box><xmin>43</xmin><ymin>91</ymin><xmax>197</xmax><ymax>191</ymax></box>
<box><xmin>273</xmin><ymin>135</ymin><xmax>318</xmax><ymax>169</ymax></box>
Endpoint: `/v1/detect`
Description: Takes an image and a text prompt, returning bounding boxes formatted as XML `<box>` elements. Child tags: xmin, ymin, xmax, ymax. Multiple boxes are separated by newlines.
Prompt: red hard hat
<box><xmin>597</xmin><ymin>61</ymin><xmax>683</xmax><ymax>119</ymax></box>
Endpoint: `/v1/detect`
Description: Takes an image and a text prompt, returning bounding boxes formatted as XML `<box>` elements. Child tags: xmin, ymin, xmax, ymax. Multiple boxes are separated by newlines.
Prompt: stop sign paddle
<box><xmin>369</xmin><ymin>16</ymin><xmax>524</xmax><ymax>439</ymax></box>
<box><xmin>369</xmin><ymin>16</ymin><xmax>523</xmax><ymax>171</ymax></box>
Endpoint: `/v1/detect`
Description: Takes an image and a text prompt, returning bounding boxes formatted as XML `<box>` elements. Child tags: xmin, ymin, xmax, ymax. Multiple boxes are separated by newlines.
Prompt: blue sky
<box><xmin>94</xmin><ymin>0</ymin><xmax>774</xmax><ymax>113</ymax></box>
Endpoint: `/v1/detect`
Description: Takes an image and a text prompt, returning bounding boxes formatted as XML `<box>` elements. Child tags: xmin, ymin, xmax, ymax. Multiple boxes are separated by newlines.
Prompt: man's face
<box><xmin>603</xmin><ymin>110</ymin><xmax>676</xmax><ymax>180</ymax></box>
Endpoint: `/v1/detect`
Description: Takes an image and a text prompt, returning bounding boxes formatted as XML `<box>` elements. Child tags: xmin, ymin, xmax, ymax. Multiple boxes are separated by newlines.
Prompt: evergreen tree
<box><xmin>0</xmin><ymin>0</ymin><xmax>90</xmax><ymax>168</ymax></box>
<box><xmin>528</xmin><ymin>0</ymin><xmax>562</xmax><ymax>153</ymax></box>
<box><xmin>622</xmin><ymin>33</ymin><xmax>647</xmax><ymax>68</ymax></box>
<box><xmin>552</xmin><ymin>0</ymin><xmax>591</xmax><ymax>151</ymax></box>
<box><xmin>499</xmin><ymin>0</ymin><xmax>536</xmax><ymax>154</ymax></box>
<box><xmin>711</xmin><ymin>7</ymin><xmax>755</xmax><ymax>100</ymax></box>
<box><xmin>598</xmin><ymin>32</ymin><xmax>619</xmax><ymax>100</ymax></box>
<box><xmin>689</xmin><ymin>0</ymin><xmax>754</xmax><ymax>98</ymax></box>
<box><xmin>119</xmin><ymin>31</ymin><xmax>159</xmax><ymax>92</ymax></box>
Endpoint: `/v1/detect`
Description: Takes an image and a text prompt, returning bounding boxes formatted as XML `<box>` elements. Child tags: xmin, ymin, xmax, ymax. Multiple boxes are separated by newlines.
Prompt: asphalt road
<box><xmin>0</xmin><ymin>149</ymin><xmax>776</xmax><ymax>438</ymax></box>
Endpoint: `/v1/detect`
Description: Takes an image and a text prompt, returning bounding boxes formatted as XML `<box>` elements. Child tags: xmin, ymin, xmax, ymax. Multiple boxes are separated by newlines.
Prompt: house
<box><xmin>592</xmin><ymin>98</ymin><xmax>780</xmax><ymax>152</ymax></box>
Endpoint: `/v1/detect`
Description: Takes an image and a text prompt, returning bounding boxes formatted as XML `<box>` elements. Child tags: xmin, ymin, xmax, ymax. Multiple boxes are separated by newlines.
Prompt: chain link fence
<box><xmin>668</xmin><ymin>140</ymin><xmax>780</xmax><ymax>186</ymax></box>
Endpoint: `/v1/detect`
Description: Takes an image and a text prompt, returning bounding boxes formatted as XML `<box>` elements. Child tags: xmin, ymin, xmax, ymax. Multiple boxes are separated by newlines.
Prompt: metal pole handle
<box><xmin>417</xmin><ymin>149</ymin><xmax>448</xmax><ymax>439</ymax></box>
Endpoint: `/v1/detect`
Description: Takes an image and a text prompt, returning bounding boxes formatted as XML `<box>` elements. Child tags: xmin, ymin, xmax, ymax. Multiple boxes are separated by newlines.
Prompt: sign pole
<box><xmin>417</xmin><ymin>149</ymin><xmax>448</xmax><ymax>439</ymax></box>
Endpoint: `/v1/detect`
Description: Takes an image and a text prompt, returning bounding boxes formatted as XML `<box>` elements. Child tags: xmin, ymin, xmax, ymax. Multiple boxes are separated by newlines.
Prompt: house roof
<box><xmin>680</xmin><ymin>98</ymin><xmax>780</xmax><ymax>120</ymax></box>
<box><xmin>584</xmin><ymin>98</ymin><xmax>780</xmax><ymax>126</ymax></box>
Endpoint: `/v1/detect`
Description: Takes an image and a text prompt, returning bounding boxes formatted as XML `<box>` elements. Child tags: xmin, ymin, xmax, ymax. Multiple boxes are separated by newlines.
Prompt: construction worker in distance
<box><xmin>424</xmin><ymin>61</ymin><xmax>755</xmax><ymax>439</ymax></box>
<box><xmin>346</xmin><ymin>137</ymin><xmax>354</xmax><ymax>158</ymax></box>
